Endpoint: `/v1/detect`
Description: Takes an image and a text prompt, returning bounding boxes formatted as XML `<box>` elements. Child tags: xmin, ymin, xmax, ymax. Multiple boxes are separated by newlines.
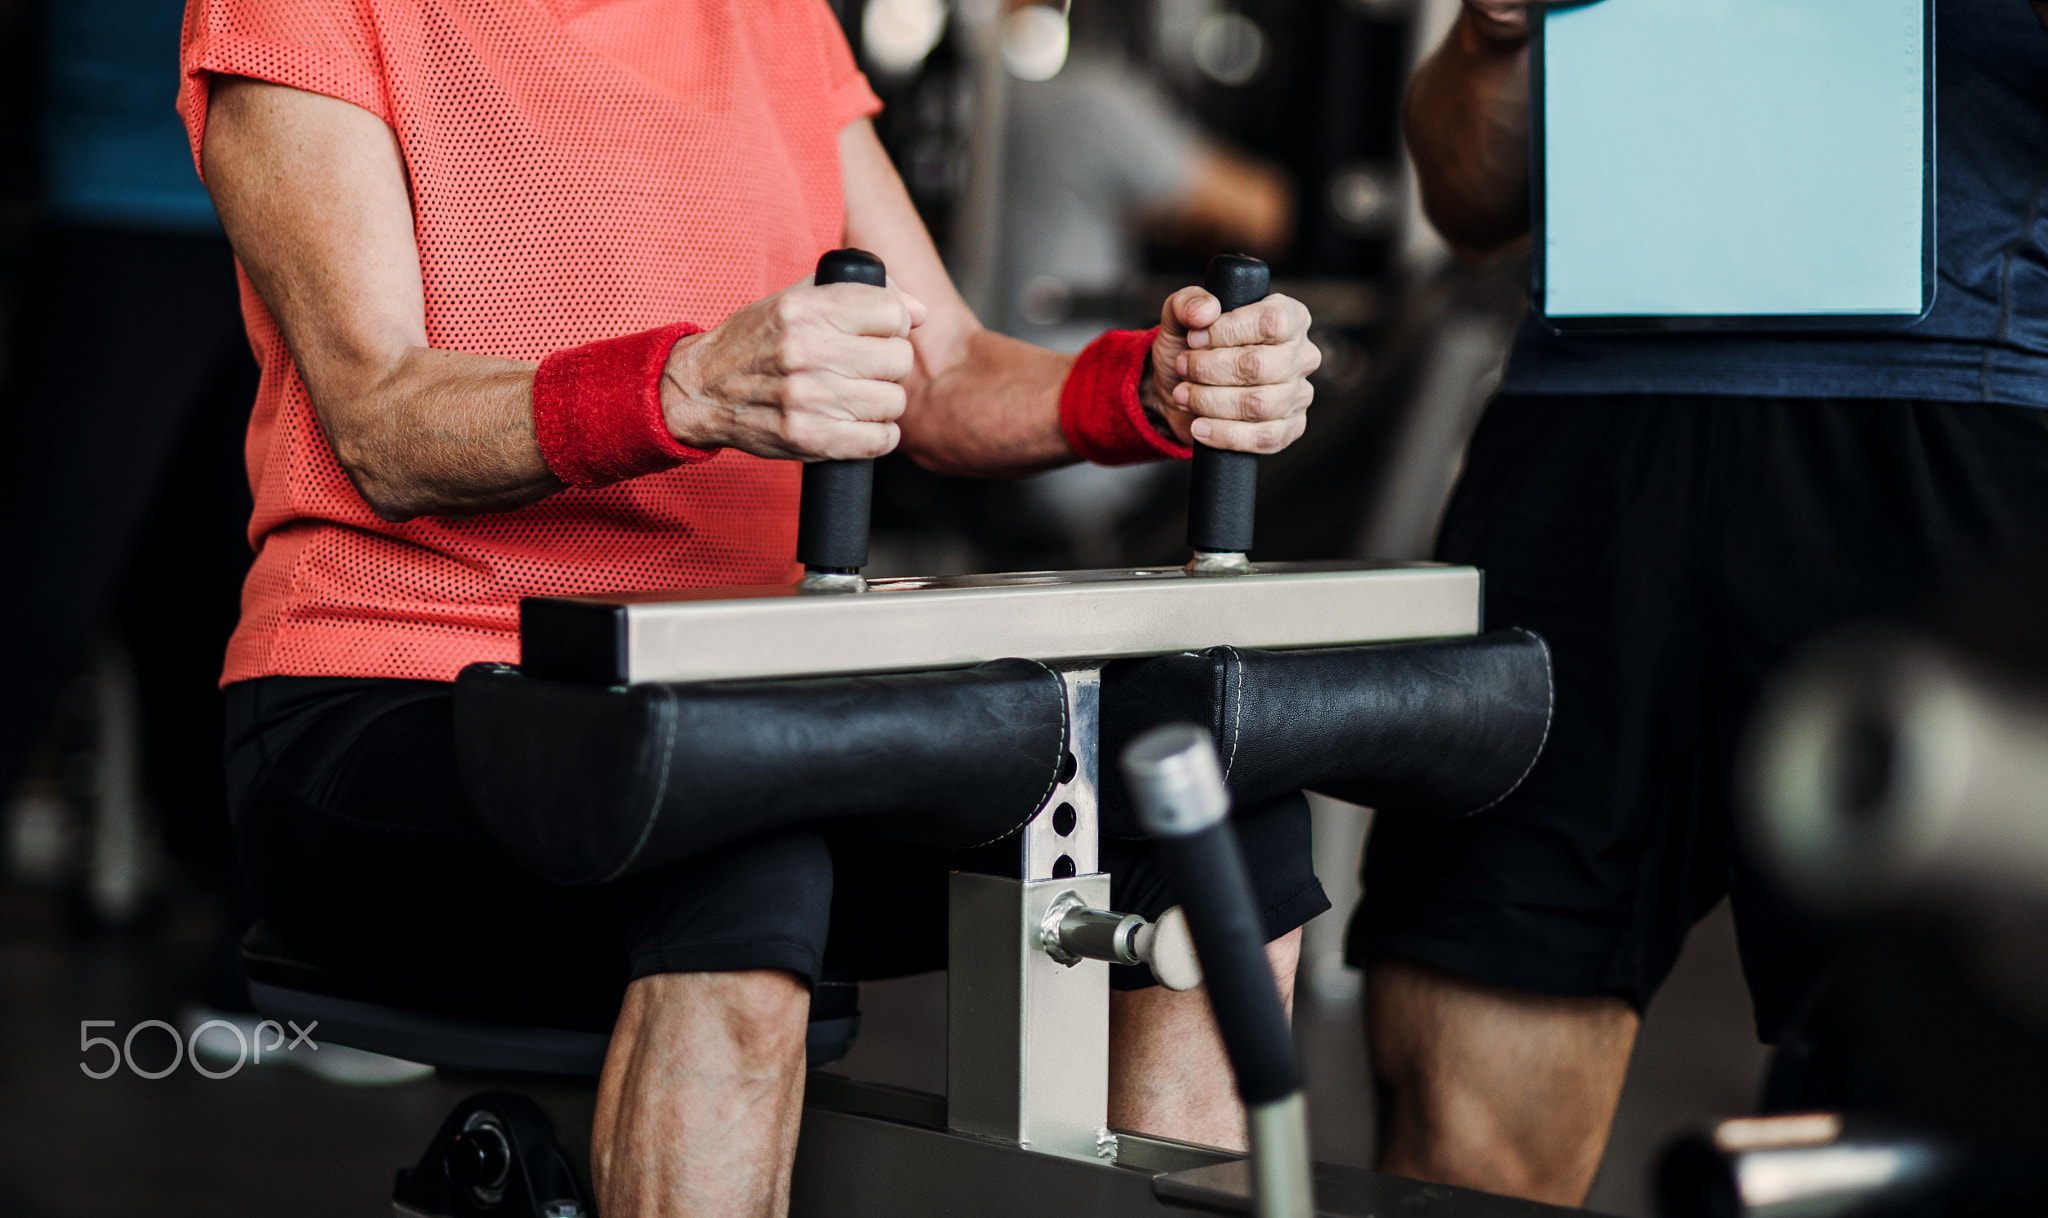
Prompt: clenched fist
<box><xmin>1146</xmin><ymin>287</ymin><xmax>1320</xmax><ymax>455</ymax></box>
<box><xmin>660</xmin><ymin>274</ymin><xmax>927</xmax><ymax>461</ymax></box>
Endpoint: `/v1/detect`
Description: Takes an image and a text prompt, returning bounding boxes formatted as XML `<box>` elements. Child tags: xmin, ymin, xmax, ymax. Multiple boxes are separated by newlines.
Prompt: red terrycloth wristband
<box><xmin>1058</xmin><ymin>327</ymin><xmax>1192</xmax><ymax>466</ymax></box>
<box><xmin>532</xmin><ymin>322</ymin><xmax>713</xmax><ymax>489</ymax></box>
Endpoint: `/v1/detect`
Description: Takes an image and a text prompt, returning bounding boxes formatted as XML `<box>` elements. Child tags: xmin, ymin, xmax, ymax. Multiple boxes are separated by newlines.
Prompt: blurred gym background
<box><xmin>0</xmin><ymin>1</ymin><xmax>1767</xmax><ymax>1214</ymax></box>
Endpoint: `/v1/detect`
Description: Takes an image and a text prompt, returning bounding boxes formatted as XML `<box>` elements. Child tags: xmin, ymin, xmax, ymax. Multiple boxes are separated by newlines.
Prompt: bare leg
<box><xmin>592</xmin><ymin>970</ymin><xmax>810</xmax><ymax>1218</ymax></box>
<box><xmin>1366</xmin><ymin>954</ymin><xmax>1638</xmax><ymax>1205</ymax></box>
<box><xmin>1106</xmin><ymin>927</ymin><xmax>1301</xmax><ymax>1150</ymax></box>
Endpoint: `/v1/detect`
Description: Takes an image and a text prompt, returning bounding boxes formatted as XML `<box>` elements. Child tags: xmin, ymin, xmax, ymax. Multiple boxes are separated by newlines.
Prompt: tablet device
<box><xmin>1532</xmin><ymin>0</ymin><xmax>1934</xmax><ymax>333</ymax></box>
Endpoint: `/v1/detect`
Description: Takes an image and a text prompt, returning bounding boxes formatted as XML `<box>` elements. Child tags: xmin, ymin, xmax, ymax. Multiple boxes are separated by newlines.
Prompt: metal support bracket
<box><xmin>946</xmin><ymin>664</ymin><xmax>1115</xmax><ymax>1161</ymax></box>
<box><xmin>946</xmin><ymin>871</ymin><xmax>1113</xmax><ymax>1159</ymax></box>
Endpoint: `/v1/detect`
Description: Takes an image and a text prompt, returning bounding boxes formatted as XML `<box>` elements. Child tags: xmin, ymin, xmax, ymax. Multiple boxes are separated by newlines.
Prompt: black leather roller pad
<box><xmin>454</xmin><ymin>659</ymin><xmax>1068</xmax><ymax>885</ymax></box>
<box><xmin>1097</xmin><ymin>628</ymin><xmax>1553</xmax><ymax>836</ymax></box>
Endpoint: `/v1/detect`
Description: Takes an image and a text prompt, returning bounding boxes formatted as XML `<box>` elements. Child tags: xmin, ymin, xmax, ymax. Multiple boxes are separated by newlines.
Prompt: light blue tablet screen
<box><xmin>1543</xmin><ymin>0</ymin><xmax>1926</xmax><ymax>318</ymax></box>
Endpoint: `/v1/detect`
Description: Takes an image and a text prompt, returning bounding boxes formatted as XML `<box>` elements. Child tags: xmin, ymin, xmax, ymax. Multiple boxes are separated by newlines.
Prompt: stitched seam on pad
<box><xmin>1466</xmin><ymin>628</ymin><xmax>1554</xmax><ymax>816</ymax></box>
<box><xmin>961</xmin><ymin>660</ymin><xmax>1068</xmax><ymax>849</ymax></box>
<box><xmin>1222</xmin><ymin>647</ymin><xmax>1244</xmax><ymax>781</ymax></box>
<box><xmin>601</xmin><ymin>686</ymin><xmax>680</xmax><ymax>884</ymax></box>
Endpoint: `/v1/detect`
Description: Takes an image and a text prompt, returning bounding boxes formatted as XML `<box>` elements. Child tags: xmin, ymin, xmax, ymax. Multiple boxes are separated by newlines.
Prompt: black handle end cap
<box><xmin>815</xmin><ymin>248</ymin><xmax>887</xmax><ymax>289</ymax></box>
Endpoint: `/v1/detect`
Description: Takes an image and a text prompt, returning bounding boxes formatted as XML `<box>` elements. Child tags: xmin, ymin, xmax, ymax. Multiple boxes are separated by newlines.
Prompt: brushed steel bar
<box><xmin>527</xmin><ymin>561</ymin><xmax>1479</xmax><ymax>684</ymax></box>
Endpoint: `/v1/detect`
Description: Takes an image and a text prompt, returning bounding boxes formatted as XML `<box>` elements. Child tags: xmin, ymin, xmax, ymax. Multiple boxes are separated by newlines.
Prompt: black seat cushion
<box><xmin>1098</xmin><ymin>628</ymin><xmax>1553</xmax><ymax>836</ymax></box>
<box><xmin>454</xmin><ymin>658</ymin><xmax>1069</xmax><ymax>886</ymax></box>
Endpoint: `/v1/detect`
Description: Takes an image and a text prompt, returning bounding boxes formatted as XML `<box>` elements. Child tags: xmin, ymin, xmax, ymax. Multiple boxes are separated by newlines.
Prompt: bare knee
<box><xmin>1366</xmin><ymin>954</ymin><xmax>1637</xmax><ymax>1206</ymax></box>
<box><xmin>615</xmin><ymin>970</ymin><xmax>807</xmax><ymax>1058</ymax></box>
<box><xmin>1109</xmin><ymin>928</ymin><xmax>1303</xmax><ymax>1150</ymax></box>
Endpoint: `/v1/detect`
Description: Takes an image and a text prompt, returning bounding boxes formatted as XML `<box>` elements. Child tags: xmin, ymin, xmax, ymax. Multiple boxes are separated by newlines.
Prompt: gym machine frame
<box><xmin>495</xmin><ymin>254</ymin><xmax>1560</xmax><ymax>1218</ymax></box>
<box><xmin>316</xmin><ymin>252</ymin><xmax>1567</xmax><ymax>1217</ymax></box>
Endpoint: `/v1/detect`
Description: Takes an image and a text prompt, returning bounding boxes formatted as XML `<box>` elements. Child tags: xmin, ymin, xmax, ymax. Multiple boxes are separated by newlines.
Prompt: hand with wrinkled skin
<box><xmin>1146</xmin><ymin>287</ymin><xmax>1321</xmax><ymax>454</ymax></box>
<box><xmin>660</xmin><ymin>276</ymin><xmax>928</xmax><ymax>463</ymax></box>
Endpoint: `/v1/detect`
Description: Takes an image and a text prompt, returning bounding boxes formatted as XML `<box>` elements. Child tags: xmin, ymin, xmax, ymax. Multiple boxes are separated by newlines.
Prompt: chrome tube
<box><xmin>1657</xmin><ymin>1115</ymin><xmax>1951</xmax><ymax>1218</ymax></box>
<box><xmin>1246</xmin><ymin>1093</ymin><xmax>1315</xmax><ymax>1218</ymax></box>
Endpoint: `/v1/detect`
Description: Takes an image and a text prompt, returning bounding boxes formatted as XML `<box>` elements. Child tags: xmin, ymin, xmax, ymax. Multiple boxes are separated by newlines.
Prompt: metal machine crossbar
<box><xmin>519</xmin><ymin>561</ymin><xmax>1481</xmax><ymax>685</ymax></box>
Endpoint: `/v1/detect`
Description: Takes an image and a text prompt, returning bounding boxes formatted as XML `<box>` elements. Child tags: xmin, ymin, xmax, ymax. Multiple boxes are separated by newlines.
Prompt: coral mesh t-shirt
<box><xmin>178</xmin><ymin>0</ymin><xmax>882</xmax><ymax>683</ymax></box>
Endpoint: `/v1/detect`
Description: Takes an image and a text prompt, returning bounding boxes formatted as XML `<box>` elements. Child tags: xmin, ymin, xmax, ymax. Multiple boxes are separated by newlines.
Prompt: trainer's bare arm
<box><xmin>1406</xmin><ymin>0</ymin><xmax>1533</xmax><ymax>260</ymax></box>
<box><xmin>2034</xmin><ymin>0</ymin><xmax>2048</xmax><ymax>33</ymax></box>
<box><xmin>203</xmin><ymin>78</ymin><xmax>1318</xmax><ymax>519</ymax></box>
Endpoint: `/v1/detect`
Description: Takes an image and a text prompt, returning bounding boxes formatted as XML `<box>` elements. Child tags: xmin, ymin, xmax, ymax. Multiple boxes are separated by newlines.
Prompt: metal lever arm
<box><xmin>796</xmin><ymin>248</ymin><xmax>888</xmax><ymax>592</ymax></box>
<box><xmin>1186</xmin><ymin>254</ymin><xmax>1270</xmax><ymax>575</ymax></box>
<box><xmin>1123</xmin><ymin>723</ymin><xmax>1313</xmax><ymax>1218</ymax></box>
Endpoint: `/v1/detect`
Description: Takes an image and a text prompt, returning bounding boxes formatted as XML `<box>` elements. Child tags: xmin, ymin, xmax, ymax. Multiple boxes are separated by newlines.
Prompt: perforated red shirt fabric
<box><xmin>178</xmin><ymin>0</ymin><xmax>882</xmax><ymax>683</ymax></box>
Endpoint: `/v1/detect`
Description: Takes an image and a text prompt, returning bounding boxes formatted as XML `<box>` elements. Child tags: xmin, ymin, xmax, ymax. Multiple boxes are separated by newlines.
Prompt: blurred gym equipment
<box><xmin>1659</xmin><ymin>565</ymin><xmax>2048</xmax><ymax>1217</ymax></box>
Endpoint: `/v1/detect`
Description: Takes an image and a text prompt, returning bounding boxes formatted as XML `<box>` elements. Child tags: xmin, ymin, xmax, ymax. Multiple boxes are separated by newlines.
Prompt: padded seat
<box><xmin>241</xmin><ymin>922</ymin><xmax>859</xmax><ymax>1076</ymax></box>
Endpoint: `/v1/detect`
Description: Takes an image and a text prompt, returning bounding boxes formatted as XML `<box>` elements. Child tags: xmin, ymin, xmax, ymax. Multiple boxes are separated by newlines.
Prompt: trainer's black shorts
<box><xmin>1349</xmin><ymin>393</ymin><xmax>2048</xmax><ymax>1042</ymax></box>
<box><xmin>226</xmin><ymin>675</ymin><xmax>1328</xmax><ymax>1031</ymax></box>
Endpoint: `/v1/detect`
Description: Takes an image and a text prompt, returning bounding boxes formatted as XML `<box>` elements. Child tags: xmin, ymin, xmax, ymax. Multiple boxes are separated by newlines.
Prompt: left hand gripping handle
<box><xmin>1187</xmin><ymin>254</ymin><xmax>1270</xmax><ymax>559</ymax></box>
<box><xmin>796</xmin><ymin>249</ymin><xmax>888</xmax><ymax>575</ymax></box>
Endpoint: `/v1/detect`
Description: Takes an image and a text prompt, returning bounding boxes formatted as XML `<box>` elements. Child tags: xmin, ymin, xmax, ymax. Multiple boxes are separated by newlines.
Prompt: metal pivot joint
<box><xmin>1186</xmin><ymin>253</ymin><xmax>1271</xmax><ymax>576</ymax></box>
<box><xmin>797</xmin><ymin>248</ymin><xmax>888</xmax><ymax>593</ymax></box>
<box><xmin>1039</xmin><ymin>894</ymin><xmax>1145</xmax><ymax>967</ymax></box>
<box><xmin>1036</xmin><ymin>895</ymin><xmax>1204</xmax><ymax>992</ymax></box>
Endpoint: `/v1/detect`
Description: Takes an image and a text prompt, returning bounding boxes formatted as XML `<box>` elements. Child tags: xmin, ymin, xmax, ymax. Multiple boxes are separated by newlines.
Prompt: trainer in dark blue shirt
<box><xmin>1350</xmin><ymin>1</ymin><xmax>2048</xmax><ymax>1207</ymax></box>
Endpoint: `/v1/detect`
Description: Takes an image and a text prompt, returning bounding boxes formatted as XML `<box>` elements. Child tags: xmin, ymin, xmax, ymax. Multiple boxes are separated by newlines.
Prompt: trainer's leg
<box><xmin>1107</xmin><ymin>927</ymin><xmax>1301</xmax><ymax>1149</ymax></box>
<box><xmin>1367</xmin><ymin>954</ymin><xmax>1637</xmax><ymax>1205</ymax></box>
<box><xmin>593</xmin><ymin>970</ymin><xmax>810</xmax><ymax>1218</ymax></box>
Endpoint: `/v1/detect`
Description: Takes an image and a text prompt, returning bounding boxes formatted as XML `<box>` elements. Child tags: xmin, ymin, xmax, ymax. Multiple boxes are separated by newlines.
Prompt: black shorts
<box><xmin>225</xmin><ymin>675</ymin><xmax>1328</xmax><ymax>1031</ymax></box>
<box><xmin>1349</xmin><ymin>393</ymin><xmax>2048</xmax><ymax>1041</ymax></box>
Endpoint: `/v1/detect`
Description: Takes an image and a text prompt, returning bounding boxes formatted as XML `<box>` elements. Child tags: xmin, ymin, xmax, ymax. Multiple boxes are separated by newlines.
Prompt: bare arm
<box><xmin>205</xmin><ymin>79</ymin><xmax>920</xmax><ymax>521</ymax></box>
<box><xmin>203</xmin><ymin>77</ymin><xmax>557</xmax><ymax>520</ymax></box>
<box><xmin>840</xmin><ymin>121</ymin><xmax>1319</xmax><ymax>477</ymax></box>
<box><xmin>2035</xmin><ymin>0</ymin><xmax>2048</xmax><ymax>32</ymax></box>
<box><xmin>205</xmin><ymin>79</ymin><xmax>1316</xmax><ymax>517</ymax></box>
<box><xmin>1142</xmin><ymin>148</ymin><xmax>1294</xmax><ymax>260</ymax></box>
<box><xmin>1405</xmin><ymin>1</ymin><xmax>1533</xmax><ymax>260</ymax></box>
<box><xmin>837</xmin><ymin>120</ymin><xmax>1071</xmax><ymax>477</ymax></box>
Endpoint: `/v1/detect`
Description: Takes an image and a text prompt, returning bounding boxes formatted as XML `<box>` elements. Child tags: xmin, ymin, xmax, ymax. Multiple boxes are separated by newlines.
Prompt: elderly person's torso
<box><xmin>180</xmin><ymin>0</ymin><xmax>879</xmax><ymax>683</ymax></box>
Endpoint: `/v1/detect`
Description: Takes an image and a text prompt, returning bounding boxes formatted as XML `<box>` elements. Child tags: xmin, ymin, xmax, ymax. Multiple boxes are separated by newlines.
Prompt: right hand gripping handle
<box><xmin>1186</xmin><ymin>254</ymin><xmax>1271</xmax><ymax>558</ymax></box>
<box><xmin>796</xmin><ymin>249</ymin><xmax>888</xmax><ymax>574</ymax></box>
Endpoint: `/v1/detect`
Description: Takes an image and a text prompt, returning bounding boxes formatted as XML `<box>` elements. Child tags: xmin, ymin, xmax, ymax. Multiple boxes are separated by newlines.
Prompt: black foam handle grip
<box><xmin>1188</xmin><ymin>254</ymin><xmax>1269</xmax><ymax>555</ymax></box>
<box><xmin>1157</xmin><ymin>821</ymin><xmax>1302</xmax><ymax>1106</ymax></box>
<box><xmin>797</xmin><ymin>249</ymin><xmax>888</xmax><ymax>572</ymax></box>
